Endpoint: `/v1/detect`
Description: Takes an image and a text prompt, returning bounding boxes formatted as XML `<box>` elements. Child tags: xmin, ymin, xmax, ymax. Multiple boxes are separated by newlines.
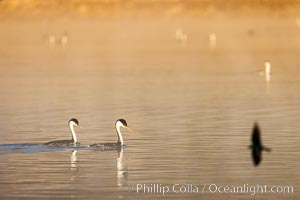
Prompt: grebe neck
<box><xmin>116</xmin><ymin>121</ymin><xmax>124</xmax><ymax>145</ymax></box>
<box><xmin>69</xmin><ymin>122</ymin><xmax>77</xmax><ymax>143</ymax></box>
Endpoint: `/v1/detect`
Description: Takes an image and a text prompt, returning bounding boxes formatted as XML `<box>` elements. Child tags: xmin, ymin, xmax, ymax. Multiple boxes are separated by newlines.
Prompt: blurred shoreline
<box><xmin>0</xmin><ymin>0</ymin><xmax>299</xmax><ymax>18</ymax></box>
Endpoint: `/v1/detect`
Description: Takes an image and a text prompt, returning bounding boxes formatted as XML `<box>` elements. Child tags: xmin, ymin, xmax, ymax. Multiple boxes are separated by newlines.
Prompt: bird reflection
<box><xmin>116</xmin><ymin>148</ymin><xmax>128</xmax><ymax>189</ymax></box>
<box><xmin>249</xmin><ymin>123</ymin><xmax>271</xmax><ymax>166</ymax></box>
<box><xmin>70</xmin><ymin>150</ymin><xmax>78</xmax><ymax>171</ymax></box>
<box><xmin>68</xmin><ymin>150</ymin><xmax>79</xmax><ymax>184</ymax></box>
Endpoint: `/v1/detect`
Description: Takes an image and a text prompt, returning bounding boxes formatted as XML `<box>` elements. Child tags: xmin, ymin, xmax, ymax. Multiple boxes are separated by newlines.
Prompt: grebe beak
<box><xmin>124</xmin><ymin>126</ymin><xmax>133</xmax><ymax>134</ymax></box>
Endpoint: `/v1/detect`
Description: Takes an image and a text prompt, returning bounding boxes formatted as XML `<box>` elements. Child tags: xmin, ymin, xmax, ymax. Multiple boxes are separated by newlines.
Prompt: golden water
<box><xmin>0</xmin><ymin>14</ymin><xmax>299</xmax><ymax>199</ymax></box>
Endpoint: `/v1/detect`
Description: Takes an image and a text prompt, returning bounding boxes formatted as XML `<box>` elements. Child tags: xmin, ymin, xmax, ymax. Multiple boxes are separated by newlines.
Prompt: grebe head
<box><xmin>116</xmin><ymin>119</ymin><xmax>132</xmax><ymax>134</ymax></box>
<box><xmin>117</xmin><ymin>119</ymin><xmax>127</xmax><ymax>127</ymax></box>
<box><xmin>69</xmin><ymin>118</ymin><xmax>79</xmax><ymax>127</ymax></box>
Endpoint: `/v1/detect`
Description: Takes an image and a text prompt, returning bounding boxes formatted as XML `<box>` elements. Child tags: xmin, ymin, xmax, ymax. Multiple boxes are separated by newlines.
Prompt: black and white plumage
<box><xmin>44</xmin><ymin>118</ymin><xmax>80</xmax><ymax>146</ymax></box>
<box><xmin>249</xmin><ymin>123</ymin><xmax>271</xmax><ymax>166</ymax></box>
<box><xmin>90</xmin><ymin>119</ymin><xmax>131</xmax><ymax>151</ymax></box>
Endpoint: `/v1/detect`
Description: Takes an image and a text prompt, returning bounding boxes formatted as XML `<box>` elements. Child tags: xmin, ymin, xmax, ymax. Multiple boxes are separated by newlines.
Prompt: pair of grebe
<box><xmin>45</xmin><ymin>118</ymin><xmax>271</xmax><ymax>166</ymax></box>
<box><xmin>45</xmin><ymin>118</ymin><xmax>132</xmax><ymax>149</ymax></box>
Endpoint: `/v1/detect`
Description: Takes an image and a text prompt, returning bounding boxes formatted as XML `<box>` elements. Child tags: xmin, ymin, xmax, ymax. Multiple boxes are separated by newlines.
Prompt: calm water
<box><xmin>0</xmin><ymin>15</ymin><xmax>299</xmax><ymax>199</ymax></box>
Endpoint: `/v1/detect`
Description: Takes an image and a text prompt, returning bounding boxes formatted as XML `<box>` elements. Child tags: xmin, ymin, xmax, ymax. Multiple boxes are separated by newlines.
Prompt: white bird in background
<box><xmin>48</xmin><ymin>34</ymin><xmax>56</xmax><ymax>46</ymax></box>
<box><xmin>60</xmin><ymin>32</ymin><xmax>69</xmax><ymax>47</ymax></box>
<box><xmin>264</xmin><ymin>60</ymin><xmax>271</xmax><ymax>82</ymax></box>
<box><xmin>175</xmin><ymin>28</ymin><xmax>188</xmax><ymax>43</ymax></box>
<box><xmin>208</xmin><ymin>33</ymin><xmax>217</xmax><ymax>50</ymax></box>
<box><xmin>264</xmin><ymin>60</ymin><xmax>271</xmax><ymax>76</ymax></box>
<box><xmin>46</xmin><ymin>32</ymin><xmax>69</xmax><ymax>47</ymax></box>
<box><xmin>258</xmin><ymin>60</ymin><xmax>271</xmax><ymax>82</ymax></box>
<box><xmin>296</xmin><ymin>18</ymin><xmax>300</xmax><ymax>27</ymax></box>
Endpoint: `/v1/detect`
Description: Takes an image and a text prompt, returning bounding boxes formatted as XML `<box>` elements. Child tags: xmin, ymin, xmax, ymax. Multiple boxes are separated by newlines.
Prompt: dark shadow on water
<box><xmin>249</xmin><ymin>123</ymin><xmax>272</xmax><ymax>166</ymax></box>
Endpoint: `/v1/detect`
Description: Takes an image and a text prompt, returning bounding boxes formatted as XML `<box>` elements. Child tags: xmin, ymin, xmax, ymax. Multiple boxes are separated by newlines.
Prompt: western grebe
<box><xmin>90</xmin><ymin>119</ymin><xmax>132</xmax><ymax>150</ymax></box>
<box><xmin>249</xmin><ymin>123</ymin><xmax>271</xmax><ymax>166</ymax></box>
<box><xmin>45</xmin><ymin>118</ymin><xmax>80</xmax><ymax>146</ymax></box>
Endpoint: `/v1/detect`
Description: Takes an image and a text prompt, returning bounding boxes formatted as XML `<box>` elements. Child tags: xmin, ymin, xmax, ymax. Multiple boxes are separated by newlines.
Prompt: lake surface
<box><xmin>0</xmin><ymin>14</ymin><xmax>299</xmax><ymax>199</ymax></box>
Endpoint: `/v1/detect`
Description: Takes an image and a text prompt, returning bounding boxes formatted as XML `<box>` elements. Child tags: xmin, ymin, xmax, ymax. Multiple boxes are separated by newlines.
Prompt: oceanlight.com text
<box><xmin>130</xmin><ymin>183</ymin><xmax>294</xmax><ymax>196</ymax></box>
